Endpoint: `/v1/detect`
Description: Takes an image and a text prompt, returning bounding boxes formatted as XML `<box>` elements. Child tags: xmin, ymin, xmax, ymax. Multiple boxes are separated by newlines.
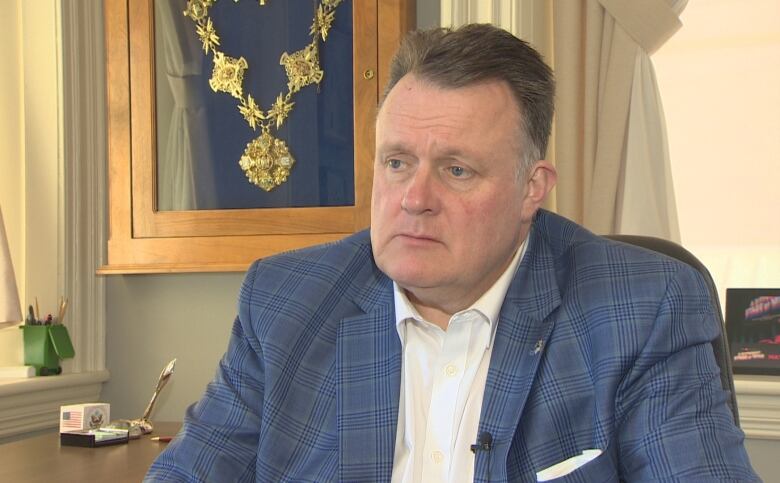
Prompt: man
<box><xmin>147</xmin><ymin>24</ymin><xmax>757</xmax><ymax>482</ymax></box>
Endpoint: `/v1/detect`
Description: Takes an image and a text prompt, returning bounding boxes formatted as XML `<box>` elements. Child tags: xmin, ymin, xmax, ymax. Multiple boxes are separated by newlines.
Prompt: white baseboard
<box><xmin>735</xmin><ymin>376</ymin><xmax>780</xmax><ymax>441</ymax></box>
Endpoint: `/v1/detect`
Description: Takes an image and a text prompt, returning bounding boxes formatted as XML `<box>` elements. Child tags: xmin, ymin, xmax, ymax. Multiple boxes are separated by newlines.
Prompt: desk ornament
<box><xmin>60</xmin><ymin>403</ymin><xmax>110</xmax><ymax>432</ymax></box>
<box><xmin>59</xmin><ymin>402</ymin><xmax>130</xmax><ymax>448</ymax></box>
<box><xmin>184</xmin><ymin>0</ymin><xmax>344</xmax><ymax>191</ymax></box>
<box><xmin>105</xmin><ymin>358</ymin><xmax>177</xmax><ymax>438</ymax></box>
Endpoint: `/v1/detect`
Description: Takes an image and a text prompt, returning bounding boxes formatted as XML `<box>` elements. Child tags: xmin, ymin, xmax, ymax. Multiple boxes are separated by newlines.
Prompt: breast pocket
<box><xmin>547</xmin><ymin>452</ymin><xmax>619</xmax><ymax>483</ymax></box>
<box><xmin>539</xmin><ymin>445</ymin><xmax>623</xmax><ymax>483</ymax></box>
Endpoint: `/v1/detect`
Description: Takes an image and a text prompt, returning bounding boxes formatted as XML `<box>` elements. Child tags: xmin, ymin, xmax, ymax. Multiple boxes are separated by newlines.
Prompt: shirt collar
<box><xmin>393</xmin><ymin>238</ymin><xmax>528</xmax><ymax>346</ymax></box>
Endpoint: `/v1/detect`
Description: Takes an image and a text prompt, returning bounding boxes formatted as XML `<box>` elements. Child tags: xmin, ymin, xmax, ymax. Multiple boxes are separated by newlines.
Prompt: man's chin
<box><xmin>379</xmin><ymin>263</ymin><xmax>444</xmax><ymax>290</ymax></box>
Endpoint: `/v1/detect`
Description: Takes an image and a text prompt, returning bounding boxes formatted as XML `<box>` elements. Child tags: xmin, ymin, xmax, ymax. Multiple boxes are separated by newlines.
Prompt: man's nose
<box><xmin>401</xmin><ymin>166</ymin><xmax>439</xmax><ymax>215</ymax></box>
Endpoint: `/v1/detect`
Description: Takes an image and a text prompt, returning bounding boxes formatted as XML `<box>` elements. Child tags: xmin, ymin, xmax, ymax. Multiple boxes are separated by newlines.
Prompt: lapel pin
<box><xmin>531</xmin><ymin>340</ymin><xmax>544</xmax><ymax>355</ymax></box>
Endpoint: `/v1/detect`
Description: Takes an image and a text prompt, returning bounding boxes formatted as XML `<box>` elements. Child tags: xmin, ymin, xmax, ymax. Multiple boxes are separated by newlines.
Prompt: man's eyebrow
<box><xmin>376</xmin><ymin>141</ymin><xmax>412</xmax><ymax>154</ymax></box>
<box><xmin>437</xmin><ymin>147</ymin><xmax>470</xmax><ymax>158</ymax></box>
<box><xmin>377</xmin><ymin>142</ymin><xmax>472</xmax><ymax>159</ymax></box>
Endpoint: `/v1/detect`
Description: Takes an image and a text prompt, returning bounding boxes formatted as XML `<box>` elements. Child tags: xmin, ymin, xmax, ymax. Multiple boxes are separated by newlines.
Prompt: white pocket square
<box><xmin>536</xmin><ymin>448</ymin><xmax>603</xmax><ymax>481</ymax></box>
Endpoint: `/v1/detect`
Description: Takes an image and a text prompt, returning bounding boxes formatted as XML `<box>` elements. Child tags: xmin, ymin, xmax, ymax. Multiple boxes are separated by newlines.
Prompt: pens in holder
<box><xmin>57</xmin><ymin>297</ymin><xmax>69</xmax><ymax>324</ymax></box>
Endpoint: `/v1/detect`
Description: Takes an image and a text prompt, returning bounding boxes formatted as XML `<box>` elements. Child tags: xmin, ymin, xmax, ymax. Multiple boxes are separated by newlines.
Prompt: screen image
<box><xmin>726</xmin><ymin>288</ymin><xmax>780</xmax><ymax>375</ymax></box>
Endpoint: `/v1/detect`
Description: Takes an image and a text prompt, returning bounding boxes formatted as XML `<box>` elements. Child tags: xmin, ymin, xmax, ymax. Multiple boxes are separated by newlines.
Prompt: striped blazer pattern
<box><xmin>146</xmin><ymin>209</ymin><xmax>757</xmax><ymax>482</ymax></box>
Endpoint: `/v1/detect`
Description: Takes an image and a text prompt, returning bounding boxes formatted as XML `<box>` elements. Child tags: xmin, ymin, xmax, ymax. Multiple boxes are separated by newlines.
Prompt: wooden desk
<box><xmin>0</xmin><ymin>422</ymin><xmax>181</xmax><ymax>483</ymax></box>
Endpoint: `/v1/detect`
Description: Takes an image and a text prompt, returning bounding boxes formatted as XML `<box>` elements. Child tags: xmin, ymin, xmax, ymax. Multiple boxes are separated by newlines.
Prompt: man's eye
<box><xmin>449</xmin><ymin>166</ymin><xmax>468</xmax><ymax>177</ymax></box>
<box><xmin>388</xmin><ymin>159</ymin><xmax>403</xmax><ymax>169</ymax></box>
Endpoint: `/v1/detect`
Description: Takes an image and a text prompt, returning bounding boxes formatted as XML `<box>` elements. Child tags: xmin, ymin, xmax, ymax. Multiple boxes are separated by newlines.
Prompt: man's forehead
<box><xmin>376</xmin><ymin>137</ymin><xmax>472</xmax><ymax>160</ymax></box>
<box><xmin>376</xmin><ymin>75</ymin><xmax>523</xmax><ymax>154</ymax></box>
<box><xmin>379</xmin><ymin>74</ymin><xmax>520</xmax><ymax>120</ymax></box>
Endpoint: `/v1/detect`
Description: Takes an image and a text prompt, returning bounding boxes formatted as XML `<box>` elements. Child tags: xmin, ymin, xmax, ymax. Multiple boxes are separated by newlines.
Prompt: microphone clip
<box><xmin>470</xmin><ymin>431</ymin><xmax>493</xmax><ymax>454</ymax></box>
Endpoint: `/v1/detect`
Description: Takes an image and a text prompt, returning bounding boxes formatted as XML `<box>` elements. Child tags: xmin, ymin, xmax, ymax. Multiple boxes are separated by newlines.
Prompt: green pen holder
<box><xmin>19</xmin><ymin>325</ymin><xmax>75</xmax><ymax>376</ymax></box>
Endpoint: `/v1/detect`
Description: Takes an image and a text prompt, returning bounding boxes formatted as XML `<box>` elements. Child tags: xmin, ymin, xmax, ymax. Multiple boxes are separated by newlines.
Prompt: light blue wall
<box><xmin>102</xmin><ymin>273</ymin><xmax>242</xmax><ymax>421</ymax></box>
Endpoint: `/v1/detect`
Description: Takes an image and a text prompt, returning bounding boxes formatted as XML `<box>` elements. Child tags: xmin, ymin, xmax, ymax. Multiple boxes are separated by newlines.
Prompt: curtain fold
<box><xmin>615</xmin><ymin>53</ymin><xmax>680</xmax><ymax>240</ymax></box>
<box><xmin>598</xmin><ymin>0</ymin><xmax>681</xmax><ymax>54</ymax></box>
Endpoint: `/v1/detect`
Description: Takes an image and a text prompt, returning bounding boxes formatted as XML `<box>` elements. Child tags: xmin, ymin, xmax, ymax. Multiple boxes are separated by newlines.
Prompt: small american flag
<box><xmin>60</xmin><ymin>403</ymin><xmax>109</xmax><ymax>433</ymax></box>
<box><xmin>61</xmin><ymin>410</ymin><xmax>83</xmax><ymax>430</ymax></box>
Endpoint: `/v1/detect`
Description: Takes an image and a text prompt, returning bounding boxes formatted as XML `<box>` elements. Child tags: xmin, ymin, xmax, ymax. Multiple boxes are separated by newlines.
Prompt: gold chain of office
<box><xmin>183</xmin><ymin>0</ymin><xmax>343</xmax><ymax>191</ymax></box>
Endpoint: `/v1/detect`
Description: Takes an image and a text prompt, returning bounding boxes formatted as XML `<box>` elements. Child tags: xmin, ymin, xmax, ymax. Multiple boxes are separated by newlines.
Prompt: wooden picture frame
<box><xmin>100</xmin><ymin>0</ymin><xmax>414</xmax><ymax>273</ymax></box>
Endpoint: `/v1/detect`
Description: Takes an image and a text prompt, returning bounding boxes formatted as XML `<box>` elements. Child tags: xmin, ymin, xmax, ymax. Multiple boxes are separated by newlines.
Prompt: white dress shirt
<box><xmin>390</xmin><ymin>241</ymin><xmax>527</xmax><ymax>483</ymax></box>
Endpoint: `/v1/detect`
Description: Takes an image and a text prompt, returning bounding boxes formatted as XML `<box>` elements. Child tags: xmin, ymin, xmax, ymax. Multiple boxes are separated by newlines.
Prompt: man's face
<box><xmin>370</xmin><ymin>74</ymin><xmax>547</xmax><ymax>312</ymax></box>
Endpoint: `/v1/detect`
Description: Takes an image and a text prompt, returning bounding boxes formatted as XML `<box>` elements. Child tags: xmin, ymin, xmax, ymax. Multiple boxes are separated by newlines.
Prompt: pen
<box><xmin>58</xmin><ymin>297</ymin><xmax>69</xmax><ymax>324</ymax></box>
<box><xmin>151</xmin><ymin>436</ymin><xmax>173</xmax><ymax>442</ymax></box>
<box><xmin>26</xmin><ymin>305</ymin><xmax>36</xmax><ymax>325</ymax></box>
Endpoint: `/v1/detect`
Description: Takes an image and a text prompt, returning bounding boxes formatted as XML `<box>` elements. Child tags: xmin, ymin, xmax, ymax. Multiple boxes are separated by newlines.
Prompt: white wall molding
<box><xmin>735</xmin><ymin>378</ymin><xmax>780</xmax><ymax>441</ymax></box>
<box><xmin>439</xmin><ymin>0</ymin><xmax>538</xmax><ymax>37</ymax></box>
<box><xmin>438</xmin><ymin>0</ymin><xmax>552</xmax><ymax>69</ymax></box>
<box><xmin>60</xmin><ymin>0</ymin><xmax>107</xmax><ymax>374</ymax></box>
<box><xmin>441</xmin><ymin>0</ymin><xmax>517</xmax><ymax>30</ymax></box>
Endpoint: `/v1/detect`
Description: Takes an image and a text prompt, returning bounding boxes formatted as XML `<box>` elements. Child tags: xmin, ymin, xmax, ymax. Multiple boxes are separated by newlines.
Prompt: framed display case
<box><xmin>100</xmin><ymin>0</ymin><xmax>414</xmax><ymax>273</ymax></box>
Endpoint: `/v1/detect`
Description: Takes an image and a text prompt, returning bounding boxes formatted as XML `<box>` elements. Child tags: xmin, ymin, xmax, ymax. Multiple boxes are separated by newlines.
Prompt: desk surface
<box><xmin>0</xmin><ymin>422</ymin><xmax>181</xmax><ymax>483</ymax></box>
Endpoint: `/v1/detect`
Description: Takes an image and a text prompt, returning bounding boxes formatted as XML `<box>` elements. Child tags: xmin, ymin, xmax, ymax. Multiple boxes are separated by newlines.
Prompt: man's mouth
<box><xmin>396</xmin><ymin>232</ymin><xmax>440</xmax><ymax>244</ymax></box>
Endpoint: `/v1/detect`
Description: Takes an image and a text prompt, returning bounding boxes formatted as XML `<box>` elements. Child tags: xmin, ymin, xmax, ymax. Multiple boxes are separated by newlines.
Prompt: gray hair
<box><xmin>381</xmin><ymin>24</ymin><xmax>555</xmax><ymax>176</ymax></box>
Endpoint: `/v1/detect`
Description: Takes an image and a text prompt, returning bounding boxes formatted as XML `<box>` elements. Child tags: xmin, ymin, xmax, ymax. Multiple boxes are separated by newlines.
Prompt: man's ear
<box><xmin>521</xmin><ymin>160</ymin><xmax>557</xmax><ymax>221</ymax></box>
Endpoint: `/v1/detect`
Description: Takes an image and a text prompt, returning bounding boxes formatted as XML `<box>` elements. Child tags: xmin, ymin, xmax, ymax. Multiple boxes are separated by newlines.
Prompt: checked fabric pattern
<box><xmin>146</xmin><ymin>210</ymin><xmax>758</xmax><ymax>482</ymax></box>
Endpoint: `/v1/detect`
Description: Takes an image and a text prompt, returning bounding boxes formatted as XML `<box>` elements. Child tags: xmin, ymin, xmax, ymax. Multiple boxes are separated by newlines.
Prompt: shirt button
<box><xmin>444</xmin><ymin>364</ymin><xmax>458</xmax><ymax>377</ymax></box>
<box><xmin>431</xmin><ymin>451</ymin><xmax>444</xmax><ymax>464</ymax></box>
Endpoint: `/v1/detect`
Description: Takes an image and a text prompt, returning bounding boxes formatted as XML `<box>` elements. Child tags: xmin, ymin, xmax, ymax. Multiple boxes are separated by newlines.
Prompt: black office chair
<box><xmin>604</xmin><ymin>235</ymin><xmax>740</xmax><ymax>427</ymax></box>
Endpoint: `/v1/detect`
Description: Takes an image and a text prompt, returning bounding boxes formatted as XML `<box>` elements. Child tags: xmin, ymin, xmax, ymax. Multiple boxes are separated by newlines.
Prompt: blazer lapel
<box><xmin>475</xmin><ymin>226</ymin><xmax>562</xmax><ymax>481</ymax></box>
<box><xmin>337</xmin><ymin>266</ymin><xmax>401</xmax><ymax>482</ymax></box>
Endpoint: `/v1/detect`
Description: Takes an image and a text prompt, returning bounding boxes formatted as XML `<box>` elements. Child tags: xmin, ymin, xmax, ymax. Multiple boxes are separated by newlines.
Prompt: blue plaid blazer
<box><xmin>146</xmin><ymin>210</ymin><xmax>757</xmax><ymax>482</ymax></box>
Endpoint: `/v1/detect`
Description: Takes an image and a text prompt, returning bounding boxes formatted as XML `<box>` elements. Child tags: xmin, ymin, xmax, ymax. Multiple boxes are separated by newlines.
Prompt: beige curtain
<box><xmin>616</xmin><ymin>50</ymin><xmax>680</xmax><ymax>239</ymax></box>
<box><xmin>553</xmin><ymin>0</ymin><xmax>685</xmax><ymax>238</ymax></box>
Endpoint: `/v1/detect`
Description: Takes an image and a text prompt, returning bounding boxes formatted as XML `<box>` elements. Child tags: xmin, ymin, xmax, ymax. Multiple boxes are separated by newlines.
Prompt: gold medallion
<box><xmin>238</xmin><ymin>131</ymin><xmax>295</xmax><ymax>191</ymax></box>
